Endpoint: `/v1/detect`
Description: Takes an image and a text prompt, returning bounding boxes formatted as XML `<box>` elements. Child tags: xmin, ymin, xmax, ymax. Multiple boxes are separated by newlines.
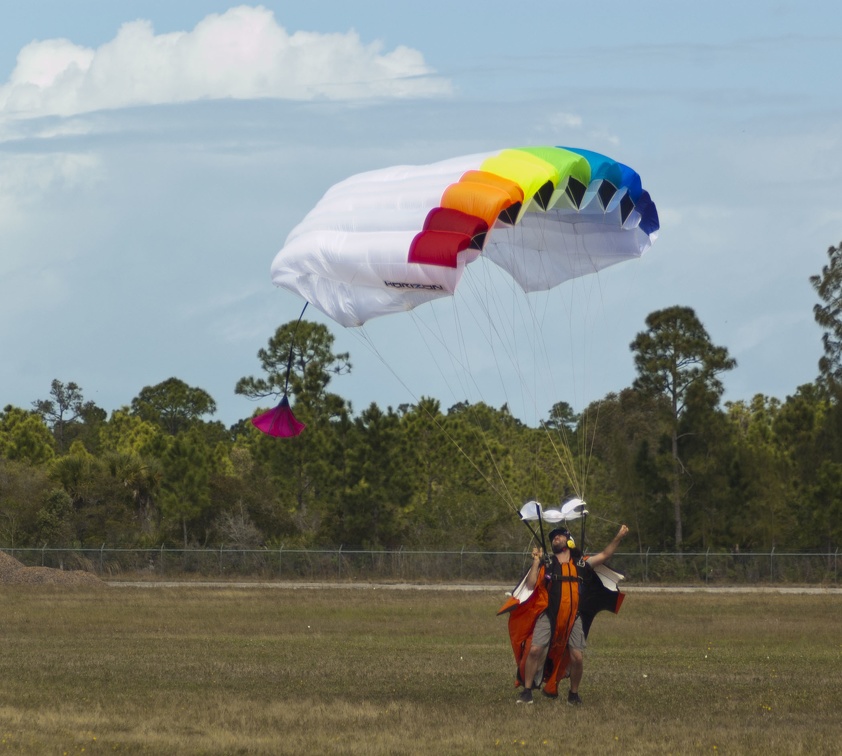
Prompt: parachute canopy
<box><xmin>271</xmin><ymin>146</ymin><xmax>659</xmax><ymax>327</ymax></box>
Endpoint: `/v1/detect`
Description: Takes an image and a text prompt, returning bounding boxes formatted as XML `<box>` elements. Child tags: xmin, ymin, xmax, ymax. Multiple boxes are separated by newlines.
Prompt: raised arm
<box><xmin>525</xmin><ymin>546</ymin><xmax>544</xmax><ymax>590</ymax></box>
<box><xmin>586</xmin><ymin>524</ymin><xmax>629</xmax><ymax>569</ymax></box>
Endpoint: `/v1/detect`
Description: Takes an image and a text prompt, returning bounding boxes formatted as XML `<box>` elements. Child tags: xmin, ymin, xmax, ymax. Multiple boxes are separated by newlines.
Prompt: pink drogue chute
<box><xmin>251</xmin><ymin>395</ymin><xmax>305</xmax><ymax>438</ymax></box>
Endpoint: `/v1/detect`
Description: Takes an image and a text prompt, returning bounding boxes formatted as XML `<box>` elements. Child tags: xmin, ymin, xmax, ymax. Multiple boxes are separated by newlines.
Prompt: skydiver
<box><xmin>511</xmin><ymin>523</ymin><xmax>629</xmax><ymax>704</ymax></box>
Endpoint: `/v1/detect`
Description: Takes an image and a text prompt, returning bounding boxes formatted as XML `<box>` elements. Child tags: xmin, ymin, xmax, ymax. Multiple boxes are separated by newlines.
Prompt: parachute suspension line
<box><xmin>572</xmin><ymin>264</ymin><xmax>625</xmax><ymax>501</ymax></box>
<box><xmin>436</xmin><ymin>257</ymin><xmax>571</xmax><ymax>519</ymax></box>
<box><xmin>571</xmin><ymin>268</ymin><xmax>606</xmax><ymax>496</ymax></box>
<box><xmin>534</xmin><ymin>221</ymin><xmax>587</xmax><ymax>500</ymax></box>
<box><xmin>461</xmin><ymin>222</ymin><xmax>551</xmax><ymax>500</ymax></box>
<box><xmin>459</xmin><ymin>254</ymin><xmax>522</xmax><ymax>405</ymax></box>
<box><xmin>539</xmin><ymin>418</ymin><xmax>582</xmax><ymax>498</ymax></box>
<box><xmin>409</xmin><ymin>291</ymin><xmax>521</xmax><ymax>511</ymax></box>
<box><xmin>579</xmin><ymin>510</ymin><xmax>588</xmax><ymax>556</ymax></box>
<box><xmin>416</xmin><ymin>292</ymin><xmax>525</xmax><ymax>514</ymax></box>
<box><xmin>350</xmin><ymin>323</ymin><xmax>523</xmax><ymax>518</ymax></box>
<box><xmin>570</xmin><ymin>220</ymin><xmax>644</xmax><ymax>497</ymax></box>
<box><xmin>510</xmin><ymin>208</ymin><xmax>587</xmax><ymax>502</ymax></box>
<box><xmin>516</xmin><ymin>209</ymin><xmax>587</xmax><ymax>501</ymax></box>
<box><xmin>453</xmin><ymin>214</ymin><xmax>590</xmax><ymax>506</ymax></box>
<box><xmin>545</xmin><ymin>251</ymin><xmax>615</xmax><ymax>502</ymax></box>
<box><xmin>365</xmin><ymin>261</ymin><xmax>529</xmax><ymax>515</ymax></box>
<box><xmin>588</xmin><ymin>512</ymin><xmax>623</xmax><ymax>528</ymax></box>
<box><xmin>283</xmin><ymin>302</ymin><xmax>309</xmax><ymax>396</ymax></box>
<box><xmin>427</xmin><ymin>293</ymin><xmax>529</xmax><ymax>516</ymax></box>
<box><xmin>579</xmin><ymin>397</ymin><xmax>604</xmax><ymax>502</ymax></box>
<box><xmin>462</xmin><ymin>243</ymin><xmax>546</xmax><ymax>504</ymax></box>
<box><xmin>505</xmin><ymin>281</ymin><xmax>553</xmax><ymax>505</ymax></box>
<box><xmin>571</xmin><ymin>215</ymin><xmax>659</xmax><ymax>503</ymax></box>
<box><xmin>559</xmin><ymin>267</ymin><xmax>591</xmax><ymax>496</ymax></box>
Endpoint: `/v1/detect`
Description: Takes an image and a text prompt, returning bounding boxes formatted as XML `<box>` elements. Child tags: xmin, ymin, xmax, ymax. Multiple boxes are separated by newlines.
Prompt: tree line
<box><xmin>3</xmin><ymin>242</ymin><xmax>842</xmax><ymax>553</ymax></box>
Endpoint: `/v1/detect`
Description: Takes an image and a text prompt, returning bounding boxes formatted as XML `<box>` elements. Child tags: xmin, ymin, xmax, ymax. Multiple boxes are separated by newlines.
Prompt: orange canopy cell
<box><xmin>441</xmin><ymin>178</ymin><xmax>519</xmax><ymax>231</ymax></box>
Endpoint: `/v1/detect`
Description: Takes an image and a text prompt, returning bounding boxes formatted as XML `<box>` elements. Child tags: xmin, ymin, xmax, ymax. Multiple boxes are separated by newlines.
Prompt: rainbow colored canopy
<box><xmin>271</xmin><ymin>146</ymin><xmax>659</xmax><ymax>327</ymax></box>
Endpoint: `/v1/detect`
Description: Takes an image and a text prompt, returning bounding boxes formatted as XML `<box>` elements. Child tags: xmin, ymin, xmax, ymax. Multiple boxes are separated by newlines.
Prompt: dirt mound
<box><xmin>0</xmin><ymin>549</ymin><xmax>103</xmax><ymax>586</ymax></box>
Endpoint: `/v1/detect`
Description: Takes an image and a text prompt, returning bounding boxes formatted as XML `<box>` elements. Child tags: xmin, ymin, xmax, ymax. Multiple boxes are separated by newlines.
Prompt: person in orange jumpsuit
<box><xmin>506</xmin><ymin>524</ymin><xmax>629</xmax><ymax>704</ymax></box>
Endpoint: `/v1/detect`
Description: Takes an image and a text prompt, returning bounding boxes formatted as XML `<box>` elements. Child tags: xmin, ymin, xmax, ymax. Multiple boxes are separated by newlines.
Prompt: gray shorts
<box><xmin>532</xmin><ymin>612</ymin><xmax>552</xmax><ymax>648</ymax></box>
<box><xmin>532</xmin><ymin>613</ymin><xmax>586</xmax><ymax>651</ymax></box>
<box><xmin>567</xmin><ymin>615</ymin><xmax>586</xmax><ymax>651</ymax></box>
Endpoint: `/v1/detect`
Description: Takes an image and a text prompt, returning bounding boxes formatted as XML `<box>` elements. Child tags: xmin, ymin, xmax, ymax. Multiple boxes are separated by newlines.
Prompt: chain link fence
<box><xmin>3</xmin><ymin>546</ymin><xmax>839</xmax><ymax>584</ymax></box>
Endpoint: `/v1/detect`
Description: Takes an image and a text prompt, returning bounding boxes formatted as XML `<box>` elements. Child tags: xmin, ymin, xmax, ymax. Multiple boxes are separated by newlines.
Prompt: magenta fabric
<box><xmin>252</xmin><ymin>395</ymin><xmax>306</xmax><ymax>437</ymax></box>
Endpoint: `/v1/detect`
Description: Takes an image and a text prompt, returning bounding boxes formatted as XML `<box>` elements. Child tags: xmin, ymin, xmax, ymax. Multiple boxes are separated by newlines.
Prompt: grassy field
<box><xmin>1</xmin><ymin>584</ymin><xmax>840</xmax><ymax>755</ymax></box>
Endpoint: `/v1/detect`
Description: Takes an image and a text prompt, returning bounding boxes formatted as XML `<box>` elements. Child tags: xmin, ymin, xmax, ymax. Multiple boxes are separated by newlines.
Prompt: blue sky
<box><xmin>2</xmin><ymin>2</ymin><xmax>840</xmax><ymax>427</ymax></box>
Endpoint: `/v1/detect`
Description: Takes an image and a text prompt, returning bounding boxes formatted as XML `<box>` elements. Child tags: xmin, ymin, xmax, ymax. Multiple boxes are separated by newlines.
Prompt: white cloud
<box><xmin>547</xmin><ymin>112</ymin><xmax>583</xmax><ymax>130</ymax></box>
<box><xmin>531</xmin><ymin>112</ymin><xmax>627</xmax><ymax>153</ymax></box>
<box><xmin>0</xmin><ymin>5</ymin><xmax>452</xmax><ymax>120</ymax></box>
<box><xmin>729</xmin><ymin>310</ymin><xmax>806</xmax><ymax>357</ymax></box>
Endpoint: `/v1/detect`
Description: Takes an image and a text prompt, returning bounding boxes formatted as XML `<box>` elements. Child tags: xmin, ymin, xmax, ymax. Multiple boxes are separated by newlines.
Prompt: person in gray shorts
<box><xmin>514</xmin><ymin>523</ymin><xmax>629</xmax><ymax>705</ymax></box>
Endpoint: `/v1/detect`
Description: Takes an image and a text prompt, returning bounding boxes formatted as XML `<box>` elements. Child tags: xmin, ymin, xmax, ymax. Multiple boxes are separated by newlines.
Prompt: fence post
<box><xmin>645</xmin><ymin>547</ymin><xmax>650</xmax><ymax>583</ymax></box>
<box><xmin>41</xmin><ymin>543</ymin><xmax>46</xmax><ymax>567</ymax></box>
<box><xmin>100</xmin><ymin>543</ymin><xmax>105</xmax><ymax>574</ymax></box>
<box><xmin>338</xmin><ymin>544</ymin><xmax>343</xmax><ymax>579</ymax></box>
<box><xmin>705</xmin><ymin>548</ymin><xmax>710</xmax><ymax>584</ymax></box>
<box><xmin>160</xmin><ymin>543</ymin><xmax>165</xmax><ymax>576</ymax></box>
<box><xmin>770</xmin><ymin>546</ymin><xmax>775</xmax><ymax>583</ymax></box>
<box><xmin>278</xmin><ymin>545</ymin><xmax>283</xmax><ymax>578</ymax></box>
<box><xmin>460</xmin><ymin>546</ymin><xmax>465</xmax><ymax>581</ymax></box>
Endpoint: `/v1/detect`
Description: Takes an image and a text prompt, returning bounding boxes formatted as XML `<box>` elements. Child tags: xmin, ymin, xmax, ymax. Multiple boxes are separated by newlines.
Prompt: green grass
<box><xmin>1</xmin><ymin>585</ymin><xmax>840</xmax><ymax>754</ymax></box>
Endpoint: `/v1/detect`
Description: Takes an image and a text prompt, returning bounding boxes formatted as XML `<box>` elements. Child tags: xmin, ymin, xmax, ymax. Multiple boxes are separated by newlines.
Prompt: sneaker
<box><xmin>567</xmin><ymin>691</ymin><xmax>583</xmax><ymax>706</ymax></box>
<box><xmin>516</xmin><ymin>689</ymin><xmax>534</xmax><ymax>704</ymax></box>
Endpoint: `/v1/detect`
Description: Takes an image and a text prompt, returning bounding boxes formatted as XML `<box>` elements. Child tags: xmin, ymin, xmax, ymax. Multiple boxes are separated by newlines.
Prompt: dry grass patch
<box><xmin>0</xmin><ymin>586</ymin><xmax>840</xmax><ymax>754</ymax></box>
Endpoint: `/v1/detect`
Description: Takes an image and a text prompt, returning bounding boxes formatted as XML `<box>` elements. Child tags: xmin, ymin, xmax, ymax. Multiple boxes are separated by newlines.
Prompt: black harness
<box><xmin>545</xmin><ymin>573</ymin><xmax>580</xmax><ymax>583</ymax></box>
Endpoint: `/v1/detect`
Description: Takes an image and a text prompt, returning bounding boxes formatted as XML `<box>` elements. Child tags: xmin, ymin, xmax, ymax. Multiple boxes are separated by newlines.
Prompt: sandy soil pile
<box><xmin>0</xmin><ymin>549</ymin><xmax>103</xmax><ymax>586</ymax></box>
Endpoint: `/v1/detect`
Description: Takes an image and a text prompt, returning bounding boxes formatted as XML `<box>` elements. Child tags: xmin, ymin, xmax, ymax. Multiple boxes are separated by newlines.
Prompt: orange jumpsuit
<box><xmin>499</xmin><ymin>558</ymin><xmax>581</xmax><ymax>696</ymax></box>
